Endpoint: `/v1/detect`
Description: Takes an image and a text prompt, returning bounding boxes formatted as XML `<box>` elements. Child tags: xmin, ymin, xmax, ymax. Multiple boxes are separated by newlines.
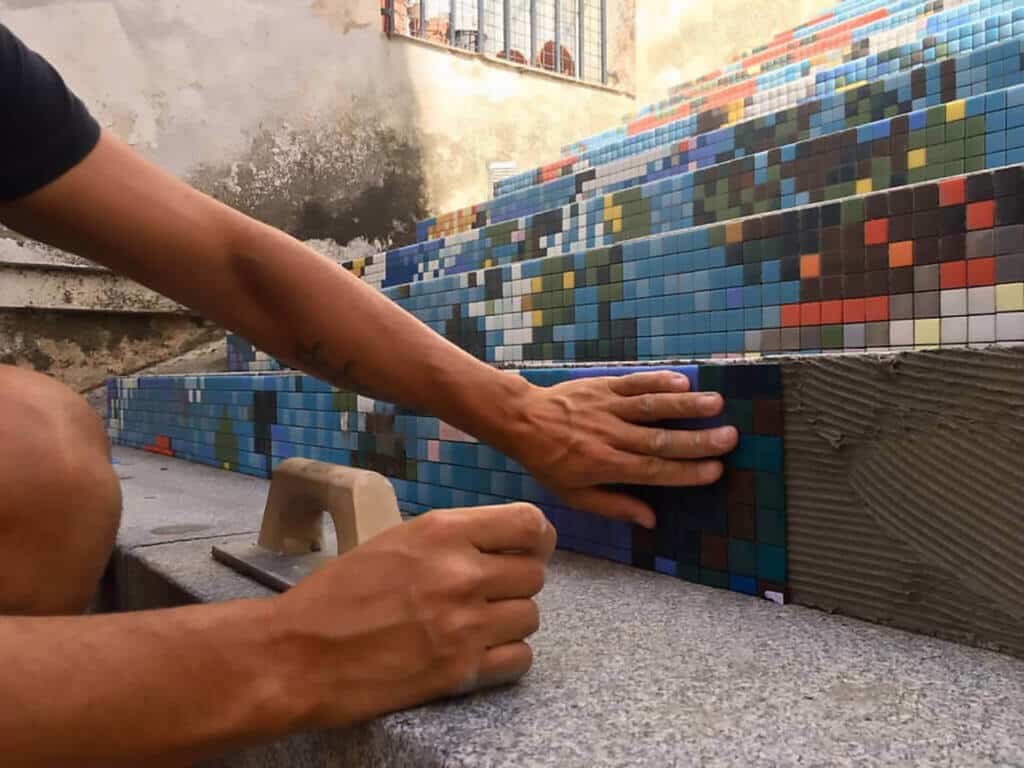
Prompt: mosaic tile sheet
<box><xmin>107</xmin><ymin>363</ymin><xmax>787</xmax><ymax>601</ymax></box>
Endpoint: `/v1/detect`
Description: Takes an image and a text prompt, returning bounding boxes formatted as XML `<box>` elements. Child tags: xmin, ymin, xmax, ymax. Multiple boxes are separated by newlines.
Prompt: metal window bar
<box><xmin>577</xmin><ymin>0</ymin><xmax>584</xmax><ymax>79</ymax></box>
<box><xmin>581</xmin><ymin>0</ymin><xmax>602</xmax><ymax>83</ymax></box>
<box><xmin>561</xmin><ymin>0</ymin><xmax>578</xmax><ymax>79</ymax></box>
<box><xmin>554</xmin><ymin>0</ymin><xmax>560</xmax><ymax>75</ymax></box>
<box><xmin>504</xmin><ymin>0</ymin><xmax>511</xmax><ymax>59</ymax></box>
<box><xmin>483</xmin><ymin>0</ymin><xmax>503</xmax><ymax>56</ymax></box>
<box><xmin>529</xmin><ymin>0</ymin><xmax>536</xmax><ymax>66</ymax></box>
<box><xmin>534</xmin><ymin>0</ymin><xmax>555</xmax><ymax>73</ymax></box>
<box><xmin>401</xmin><ymin>0</ymin><xmax>451</xmax><ymax>44</ymax></box>
<box><xmin>504</xmin><ymin>0</ymin><xmax>530</xmax><ymax>65</ymax></box>
<box><xmin>396</xmin><ymin>0</ymin><xmax>603</xmax><ymax>83</ymax></box>
<box><xmin>478</xmin><ymin>0</ymin><xmax>485</xmax><ymax>51</ymax></box>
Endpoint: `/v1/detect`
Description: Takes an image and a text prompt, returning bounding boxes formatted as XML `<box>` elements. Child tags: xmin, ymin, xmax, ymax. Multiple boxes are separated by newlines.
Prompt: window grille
<box><xmin>384</xmin><ymin>0</ymin><xmax>608</xmax><ymax>85</ymax></box>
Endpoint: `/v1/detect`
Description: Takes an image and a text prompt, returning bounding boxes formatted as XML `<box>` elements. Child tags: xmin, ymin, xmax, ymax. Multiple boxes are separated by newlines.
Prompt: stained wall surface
<box><xmin>635</xmin><ymin>0</ymin><xmax>837</xmax><ymax>104</ymax></box>
<box><xmin>1</xmin><ymin>0</ymin><xmax>637</xmax><ymax>247</ymax></box>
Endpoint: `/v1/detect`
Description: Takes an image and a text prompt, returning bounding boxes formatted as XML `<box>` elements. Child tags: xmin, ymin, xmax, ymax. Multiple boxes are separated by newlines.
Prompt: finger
<box><xmin>475</xmin><ymin>642</ymin><xmax>533</xmax><ymax>690</ymax></box>
<box><xmin>452</xmin><ymin>503</ymin><xmax>556</xmax><ymax>556</ymax></box>
<box><xmin>612</xmin><ymin>424</ymin><xmax>738</xmax><ymax>459</ymax></box>
<box><xmin>602</xmin><ymin>451</ymin><xmax>725</xmax><ymax>488</ymax></box>
<box><xmin>612</xmin><ymin>391</ymin><xmax>725</xmax><ymax>424</ymax></box>
<box><xmin>606</xmin><ymin>370</ymin><xmax>692</xmax><ymax>397</ymax></box>
<box><xmin>479</xmin><ymin>553</ymin><xmax>547</xmax><ymax>600</ymax></box>
<box><xmin>481</xmin><ymin>598</ymin><xmax>540</xmax><ymax>647</ymax></box>
<box><xmin>562</xmin><ymin>486</ymin><xmax>656</xmax><ymax>529</ymax></box>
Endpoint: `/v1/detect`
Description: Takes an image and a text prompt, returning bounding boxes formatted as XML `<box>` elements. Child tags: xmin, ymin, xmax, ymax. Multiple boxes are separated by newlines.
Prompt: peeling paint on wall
<box><xmin>0</xmin><ymin>311</ymin><xmax>221</xmax><ymax>393</ymax></box>
<box><xmin>190</xmin><ymin>117</ymin><xmax>428</xmax><ymax>248</ymax></box>
<box><xmin>4</xmin><ymin>0</ymin><xmax>636</xmax><ymax>235</ymax></box>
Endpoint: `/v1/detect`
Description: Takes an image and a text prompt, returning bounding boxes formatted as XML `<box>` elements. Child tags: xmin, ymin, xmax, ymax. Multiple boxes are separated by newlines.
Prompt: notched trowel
<box><xmin>212</xmin><ymin>458</ymin><xmax>402</xmax><ymax>592</ymax></box>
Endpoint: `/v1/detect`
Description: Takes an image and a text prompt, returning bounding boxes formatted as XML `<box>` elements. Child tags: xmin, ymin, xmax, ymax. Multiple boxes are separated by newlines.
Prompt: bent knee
<box><xmin>0</xmin><ymin>364</ymin><xmax>113</xmax><ymax>462</ymax></box>
<box><xmin>0</xmin><ymin>366</ymin><xmax>121</xmax><ymax>614</ymax></box>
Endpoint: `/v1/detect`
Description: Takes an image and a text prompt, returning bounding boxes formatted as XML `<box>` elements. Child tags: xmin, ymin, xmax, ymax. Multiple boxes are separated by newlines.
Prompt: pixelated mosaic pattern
<box><xmin>234</xmin><ymin>169</ymin><xmax>1024</xmax><ymax>374</ymax></box>
<box><xmin>341</xmin><ymin>168</ymin><xmax>1024</xmax><ymax>367</ymax></box>
<box><xmin>561</xmin><ymin>0</ymin><xmax>1015</xmax><ymax>169</ymax></box>
<box><xmin>107</xmin><ymin>363</ymin><xmax>787</xmax><ymax>601</ymax></box>
<box><xmin>410</xmin><ymin>2</ymin><xmax>1023</xmax><ymax>245</ymax></box>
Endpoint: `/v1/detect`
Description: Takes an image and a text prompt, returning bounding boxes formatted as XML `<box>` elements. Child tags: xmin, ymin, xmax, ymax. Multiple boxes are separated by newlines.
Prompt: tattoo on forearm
<box><xmin>295</xmin><ymin>341</ymin><xmax>358</xmax><ymax>389</ymax></box>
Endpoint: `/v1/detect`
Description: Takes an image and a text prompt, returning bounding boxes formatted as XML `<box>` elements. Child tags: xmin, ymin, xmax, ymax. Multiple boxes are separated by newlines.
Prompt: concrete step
<box><xmin>0</xmin><ymin>235</ymin><xmax>221</xmax><ymax>392</ymax></box>
<box><xmin>108</xmin><ymin>446</ymin><xmax>1024</xmax><ymax>768</ymax></box>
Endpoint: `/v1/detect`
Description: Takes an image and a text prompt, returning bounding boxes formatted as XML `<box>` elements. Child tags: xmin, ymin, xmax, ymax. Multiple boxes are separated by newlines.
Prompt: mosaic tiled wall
<box><xmin>340</xmin><ymin>168</ymin><xmax>1024</xmax><ymax>365</ymax></box>
<box><xmin>356</xmin><ymin>81</ymin><xmax>1024</xmax><ymax>292</ymax></box>
<box><xmin>107</xmin><ymin>363</ymin><xmax>788</xmax><ymax>601</ymax></box>
<box><xmin>543</xmin><ymin>0</ymin><xmax>1014</xmax><ymax>182</ymax></box>
<box><xmin>419</xmin><ymin>4</ymin><xmax>1024</xmax><ymax>239</ymax></box>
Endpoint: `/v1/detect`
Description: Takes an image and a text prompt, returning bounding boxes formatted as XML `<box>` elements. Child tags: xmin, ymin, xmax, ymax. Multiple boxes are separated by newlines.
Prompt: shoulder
<box><xmin>0</xmin><ymin>23</ymin><xmax>101</xmax><ymax>201</ymax></box>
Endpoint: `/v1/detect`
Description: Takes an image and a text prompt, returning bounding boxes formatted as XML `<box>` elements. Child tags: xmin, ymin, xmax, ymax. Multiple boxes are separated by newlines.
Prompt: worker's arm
<box><xmin>0</xmin><ymin>131</ymin><xmax>737</xmax><ymax>526</ymax></box>
<box><xmin>0</xmin><ymin>503</ymin><xmax>555</xmax><ymax>768</ymax></box>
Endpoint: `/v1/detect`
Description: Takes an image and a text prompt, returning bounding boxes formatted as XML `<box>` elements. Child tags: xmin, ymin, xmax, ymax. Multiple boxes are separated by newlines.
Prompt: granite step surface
<box><xmin>109</xmin><ymin>446</ymin><xmax>1024</xmax><ymax>768</ymax></box>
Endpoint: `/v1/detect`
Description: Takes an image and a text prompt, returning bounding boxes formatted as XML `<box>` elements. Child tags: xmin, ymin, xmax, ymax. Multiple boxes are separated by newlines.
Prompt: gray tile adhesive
<box><xmin>783</xmin><ymin>346</ymin><xmax>1024</xmax><ymax>656</ymax></box>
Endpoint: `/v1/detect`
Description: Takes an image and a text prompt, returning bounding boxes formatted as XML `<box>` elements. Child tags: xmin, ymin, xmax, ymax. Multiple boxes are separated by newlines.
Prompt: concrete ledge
<box><xmin>110</xmin><ymin>448</ymin><xmax>1024</xmax><ymax>767</ymax></box>
<box><xmin>0</xmin><ymin>261</ymin><xmax>189</xmax><ymax>313</ymax></box>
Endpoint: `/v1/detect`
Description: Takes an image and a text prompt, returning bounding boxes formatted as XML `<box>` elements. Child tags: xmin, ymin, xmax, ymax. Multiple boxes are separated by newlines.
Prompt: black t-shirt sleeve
<box><xmin>0</xmin><ymin>23</ymin><xmax>101</xmax><ymax>201</ymax></box>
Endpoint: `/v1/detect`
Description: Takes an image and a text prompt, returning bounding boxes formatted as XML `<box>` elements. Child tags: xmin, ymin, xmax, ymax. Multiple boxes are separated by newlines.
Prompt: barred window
<box><xmin>384</xmin><ymin>0</ymin><xmax>607</xmax><ymax>85</ymax></box>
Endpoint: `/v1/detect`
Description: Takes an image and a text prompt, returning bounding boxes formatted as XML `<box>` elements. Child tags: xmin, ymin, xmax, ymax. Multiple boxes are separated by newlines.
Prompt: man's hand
<box><xmin>0</xmin><ymin>503</ymin><xmax>554</xmax><ymax>767</ymax></box>
<box><xmin>501</xmin><ymin>370</ymin><xmax>738</xmax><ymax>528</ymax></box>
<box><xmin>273</xmin><ymin>502</ymin><xmax>556</xmax><ymax>728</ymax></box>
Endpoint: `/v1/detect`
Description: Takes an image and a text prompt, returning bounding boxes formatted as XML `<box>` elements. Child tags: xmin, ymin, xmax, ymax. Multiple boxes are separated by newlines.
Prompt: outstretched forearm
<box><xmin>0</xmin><ymin>130</ymin><xmax>532</xmax><ymax>452</ymax></box>
<box><xmin>0</xmin><ymin>601</ymin><xmax>306</xmax><ymax>768</ymax></box>
<box><xmin>222</xmin><ymin>214</ymin><xmax>533</xmax><ymax>450</ymax></box>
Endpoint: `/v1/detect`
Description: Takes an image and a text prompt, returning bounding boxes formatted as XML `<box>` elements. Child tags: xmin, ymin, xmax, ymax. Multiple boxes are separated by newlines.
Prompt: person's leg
<box><xmin>0</xmin><ymin>365</ymin><xmax>122</xmax><ymax>615</ymax></box>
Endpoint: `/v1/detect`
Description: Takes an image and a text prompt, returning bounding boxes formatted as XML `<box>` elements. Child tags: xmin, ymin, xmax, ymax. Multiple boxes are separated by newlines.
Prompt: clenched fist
<box><xmin>271</xmin><ymin>502</ymin><xmax>556</xmax><ymax>728</ymax></box>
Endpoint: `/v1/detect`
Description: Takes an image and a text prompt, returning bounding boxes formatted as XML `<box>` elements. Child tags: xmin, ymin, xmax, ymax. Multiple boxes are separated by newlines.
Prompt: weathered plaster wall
<box><xmin>3</xmin><ymin>0</ymin><xmax>635</xmax><ymax>247</ymax></box>
<box><xmin>634</xmin><ymin>0</ymin><xmax>836</xmax><ymax>103</ymax></box>
<box><xmin>0</xmin><ymin>310</ymin><xmax>221</xmax><ymax>392</ymax></box>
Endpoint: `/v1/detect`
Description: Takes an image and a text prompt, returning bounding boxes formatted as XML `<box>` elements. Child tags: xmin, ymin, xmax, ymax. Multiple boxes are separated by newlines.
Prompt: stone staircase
<box><xmin>107</xmin><ymin>0</ymin><xmax>1024</xmax><ymax>660</ymax></box>
<box><xmin>0</xmin><ymin>235</ymin><xmax>220</xmax><ymax>393</ymax></box>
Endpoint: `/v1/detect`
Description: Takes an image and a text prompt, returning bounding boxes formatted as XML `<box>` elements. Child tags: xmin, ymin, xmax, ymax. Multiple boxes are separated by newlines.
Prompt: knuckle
<box><xmin>676</xmin><ymin>394</ymin><xmax>696</xmax><ymax>417</ymax></box>
<box><xmin>644</xmin><ymin>455</ymin><xmax>663</xmax><ymax>481</ymax></box>
<box><xmin>420</xmin><ymin>510</ymin><xmax>460</xmax><ymax>541</ymax></box>
<box><xmin>689</xmin><ymin>429</ymin><xmax>708</xmax><ymax>455</ymax></box>
<box><xmin>443</xmin><ymin>558</ymin><xmax>486</xmax><ymax>597</ymax></box>
<box><xmin>438</xmin><ymin>654</ymin><xmax>481</xmax><ymax>694</ymax></box>
<box><xmin>439</xmin><ymin>607</ymin><xmax>485</xmax><ymax>641</ymax></box>
<box><xmin>639</xmin><ymin>394</ymin><xmax>656</xmax><ymax>418</ymax></box>
<box><xmin>525</xmin><ymin>601</ymin><xmax>541</xmax><ymax>635</ymax></box>
<box><xmin>648</xmin><ymin>428</ymin><xmax>670</xmax><ymax>456</ymax></box>
<box><xmin>523</xmin><ymin>561</ymin><xmax>546</xmax><ymax>594</ymax></box>
<box><xmin>511</xmin><ymin>503</ymin><xmax>547</xmax><ymax>540</ymax></box>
